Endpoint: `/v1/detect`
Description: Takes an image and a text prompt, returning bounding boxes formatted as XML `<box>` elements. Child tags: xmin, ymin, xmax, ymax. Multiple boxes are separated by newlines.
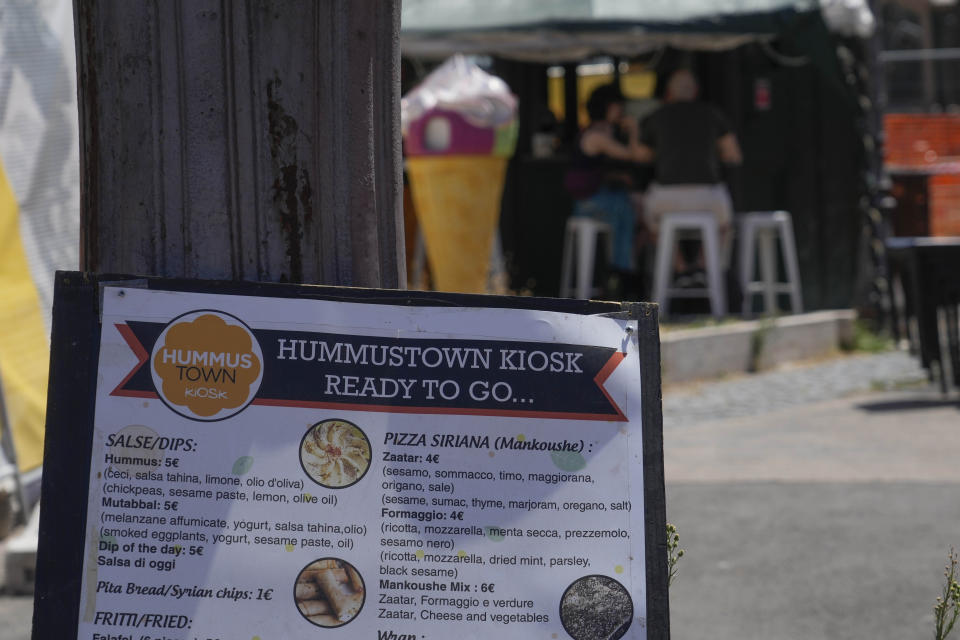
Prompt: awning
<box><xmin>400</xmin><ymin>0</ymin><xmax>874</xmax><ymax>61</ymax></box>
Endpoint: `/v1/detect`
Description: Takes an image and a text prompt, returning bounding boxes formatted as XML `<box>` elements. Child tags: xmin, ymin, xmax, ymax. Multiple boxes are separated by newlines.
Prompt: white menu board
<box><xmin>77</xmin><ymin>286</ymin><xmax>647</xmax><ymax>640</ymax></box>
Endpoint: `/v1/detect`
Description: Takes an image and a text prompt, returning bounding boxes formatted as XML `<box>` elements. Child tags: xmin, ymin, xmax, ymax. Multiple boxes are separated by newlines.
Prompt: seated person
<box><xmin>566</xmin><ymin>83</ymin><xmax>652</xmax><ymax>273</ymax></box>
<box><xmin>641</xmin><ymin>69</ymin><xmax>742</xmax><ymax>274</ymax></box>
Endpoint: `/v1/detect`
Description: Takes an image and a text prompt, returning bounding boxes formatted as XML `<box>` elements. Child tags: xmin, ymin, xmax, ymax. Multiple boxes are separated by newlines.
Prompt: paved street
<box><xmin>0</xmin><ymin>554</ymin><xmax>30</xmax><ymax>640</ymax></box>
<box><xmin>665</xmin><ymin>351</ymin><xmax>960</xmax><ymax>639</ymax></box>
<box><xmin>2</xmin><ymin>350</ymin><xmax>955</xmax><ymax>639</ymax></box>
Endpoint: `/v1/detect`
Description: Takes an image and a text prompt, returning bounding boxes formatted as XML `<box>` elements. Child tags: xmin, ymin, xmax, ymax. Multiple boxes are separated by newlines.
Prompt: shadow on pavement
<box><xmin>855</xmin><ymin>397</ymin><xmax>960</xmax><ymax>413</ymax></box>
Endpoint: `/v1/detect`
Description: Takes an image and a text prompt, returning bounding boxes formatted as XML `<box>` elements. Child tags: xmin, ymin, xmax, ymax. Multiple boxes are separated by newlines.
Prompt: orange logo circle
<box><xmin>150</xmin><ymin>311</ymin><xmax>263</xmax><ymax>421</ymax></box>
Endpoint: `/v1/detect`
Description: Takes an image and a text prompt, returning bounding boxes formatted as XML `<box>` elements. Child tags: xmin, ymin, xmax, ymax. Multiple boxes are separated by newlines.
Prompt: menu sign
<box><xmin>61</xmin><ymin>285</ymin><xmax>655</xmax><ymax>640</ymax></box>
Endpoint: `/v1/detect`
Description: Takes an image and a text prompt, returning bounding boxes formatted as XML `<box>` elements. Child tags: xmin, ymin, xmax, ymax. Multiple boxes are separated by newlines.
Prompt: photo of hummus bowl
<box><xmin>299</xmin><ymin>419</ymin><xmax>371</xmax><ymax>489</ymax></box>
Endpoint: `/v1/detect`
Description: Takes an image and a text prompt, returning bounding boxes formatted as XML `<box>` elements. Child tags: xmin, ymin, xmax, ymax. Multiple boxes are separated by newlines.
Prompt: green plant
<box><xmin>747</xmin><ymin>316</ymin><xmax>776</xmax><ymax>372</ymax></box>
<box><xmin>841</xmin><ymin>319</ymin><xmax>893</xmax><ymax>353</ymax></box>
<box><xmin>666</xmin><ymin>523</ymin><xmax>684</xmax><ymax>587</ymax></box>
<box><xmin>934</xmin><ymin>548</ymin><xmax>960</xmax><ymax>640</ymax></box>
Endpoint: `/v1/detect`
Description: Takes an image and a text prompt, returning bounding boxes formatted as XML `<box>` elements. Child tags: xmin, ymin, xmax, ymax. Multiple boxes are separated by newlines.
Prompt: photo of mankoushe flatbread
<box><xmin>299</xmin><ymin>419</ymin><xmax>371</xmax><ymax>488</ymax></box>
<box><xmin>559</xmin><ymin>574</ymin><xmax>634</xmax><ymax>640</ymax></box>
<box><xmin>294</xmin><ymin>558</ymin><xmax>365</xmax><ymax>627</ymax></box>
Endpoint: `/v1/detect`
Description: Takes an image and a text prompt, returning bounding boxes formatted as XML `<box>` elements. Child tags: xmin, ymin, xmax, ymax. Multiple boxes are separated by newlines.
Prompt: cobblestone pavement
<box><xmin>663</xmin><ymin>350</ymin><xmax>928</xmax><ymax>428</ymax></box>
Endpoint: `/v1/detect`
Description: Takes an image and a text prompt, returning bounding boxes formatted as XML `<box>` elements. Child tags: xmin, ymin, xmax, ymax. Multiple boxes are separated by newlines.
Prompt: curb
<box><xmin>661</xmin><ymin>310</ymin><xmax>857</xmax><ymax>384</ymax></box>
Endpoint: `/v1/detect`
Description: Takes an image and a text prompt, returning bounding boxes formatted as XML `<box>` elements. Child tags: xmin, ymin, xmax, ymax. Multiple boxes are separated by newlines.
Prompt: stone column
<box><xmin>75</xmin><ymin>0</ymin><xmax>404</xmax><ymax>287</ymax></box>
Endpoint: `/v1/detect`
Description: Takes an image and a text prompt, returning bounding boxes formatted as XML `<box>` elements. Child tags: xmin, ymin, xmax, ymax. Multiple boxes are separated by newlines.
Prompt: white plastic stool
<box><xmin>652</xmin><ymin>212</ymin><xmax>726</xmax><ymax>318</ymax></box>
<box><xmin>559</xmin><ymin>216</ymin><xmax>613</xmax><ymax>299</ymax></box>
<box><xmin>738</xmin><ymin>210</ymin><xmax>803</xmax><ymax>316</ymax></box>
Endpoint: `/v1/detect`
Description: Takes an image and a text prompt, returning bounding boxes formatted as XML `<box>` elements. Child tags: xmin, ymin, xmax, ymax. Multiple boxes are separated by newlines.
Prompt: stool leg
<box><xmin>758</xmin><ymin>229</ymin><xmax>777</xmax><ymax>314</ymax></box>
<box><xmin>701</xmin><ymin>220</ymin><xmax>726</xmax><ymax>318</ymax></box>
<box><xmin>739</xmin><ymin>220</ymin><xmax>756</xmax><ymax>317</ymax></box>
<box><xmin>576</xmin><ymin>224</ymin><xmax>597</xmax><ymax>300</ymax></box>
<box><xmin>653</xmin><ymin>223</ymin><xmax>676</xmax><ymax>317</ymax></box>
<box><xmin>560</xmin><ymin>223</ymin><xmax>574</xmax><ymax>298</ymax></box>
<box><xmin>778</xmin><ymin>219</ymin><xmax>804</xmax><ymax>313</ymax></box>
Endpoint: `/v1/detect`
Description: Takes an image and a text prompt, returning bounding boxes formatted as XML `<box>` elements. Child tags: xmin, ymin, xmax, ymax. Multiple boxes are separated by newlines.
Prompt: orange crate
<box><xmin>885</xmin><ymin>114</ymin><xmax>960</xmax><ymax>166</ymax></box>
<box><xmin>928</xmin><ymin>174</ymin><xmax>960</xmax><ymax>236</ymax></box>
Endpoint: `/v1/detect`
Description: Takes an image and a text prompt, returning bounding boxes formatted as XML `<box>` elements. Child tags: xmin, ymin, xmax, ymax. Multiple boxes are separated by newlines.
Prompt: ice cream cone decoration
<box><xmin>406</xmin><ymin>155</ymin><xmax>508</xmax><ymax>293</ymax></box>
<box><xmin>402</xmin><ymin>56</ymin><xmax>518</xmax><ymax>294</ymax></box>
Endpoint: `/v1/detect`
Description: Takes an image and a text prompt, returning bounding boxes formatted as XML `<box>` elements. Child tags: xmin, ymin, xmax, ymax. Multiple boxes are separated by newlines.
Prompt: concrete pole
<box><xmin>74</xmin><ymin>0</ymin><xmax>404</xmax><ymax>288</ymax></box>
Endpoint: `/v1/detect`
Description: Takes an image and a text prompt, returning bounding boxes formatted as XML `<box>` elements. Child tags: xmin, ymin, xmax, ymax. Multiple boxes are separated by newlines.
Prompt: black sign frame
<box><xmin>32</xmin><ymin>271</ymin><xmax>668</xmax><ymax>639</ymax></box>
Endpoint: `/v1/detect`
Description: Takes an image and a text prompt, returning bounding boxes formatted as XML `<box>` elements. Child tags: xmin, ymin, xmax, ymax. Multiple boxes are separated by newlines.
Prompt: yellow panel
<box><xmin>548</xmin><ymin>75</ymin><xmax>565</xmax><ymax>123</ymax></box>
<box><xmin>622</xmin><ymin>71</ymin><xmax>656</xmax><ymax>100</ymax></box>
<box><xmin>547</xmin><ymin>68</ymin><xmax>657</xmax><ymax>128</ymax></box>
<box><xmin>0</xmin><ymin>160</ymin><xmax>49</xmax><ymax>472</ymax></box>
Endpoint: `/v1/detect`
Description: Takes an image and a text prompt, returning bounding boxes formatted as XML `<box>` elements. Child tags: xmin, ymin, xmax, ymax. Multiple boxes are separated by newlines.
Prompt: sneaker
<box><xmin>688</xmin><ymin>269</ymin><xmax>707</xmax><ymax>288</ymax></box>
<box><xmin>673</xmin><ymin>273</ymin><xmax>694</xmax><ymax>288</ymax></box>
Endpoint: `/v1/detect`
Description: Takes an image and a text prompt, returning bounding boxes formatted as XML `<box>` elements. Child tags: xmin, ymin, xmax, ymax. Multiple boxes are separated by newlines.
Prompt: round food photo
<box><xmin>299</xmin><ymin>419</ymin><xmax>372</xmax><ymax>489</ymax></box>
<box><xmin>294</xmin><ymin>558</ymin><xmax>365</xmax><ymax>627</ymax></box>
<box><xmin>559</xmin><ymin>574</ymin><xmax>633</xmax><ymax>640</ymax></box>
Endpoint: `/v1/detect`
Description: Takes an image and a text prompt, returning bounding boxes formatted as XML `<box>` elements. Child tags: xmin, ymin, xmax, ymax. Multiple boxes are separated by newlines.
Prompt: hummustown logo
<box><xmin>150</xmin><ymin>311</ymin><xmax>263</xmax><ymax>421</ymax></box>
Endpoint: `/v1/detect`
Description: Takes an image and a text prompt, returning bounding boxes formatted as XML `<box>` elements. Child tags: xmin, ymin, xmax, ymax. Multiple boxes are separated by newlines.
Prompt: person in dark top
<box><xmin>641</xmin><ymin>69</ymin><xmax>742</xmax><ymax>269</ymax></box>
<box><xmin>566</xmin><ymin>83</ymin><xmax>652</xmax><ymax>272</ymax></box>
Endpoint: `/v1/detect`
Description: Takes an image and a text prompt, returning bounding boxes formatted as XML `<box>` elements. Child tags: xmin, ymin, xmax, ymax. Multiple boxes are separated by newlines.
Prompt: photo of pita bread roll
<box><xmin>299</xmin><ymin>567</ymin><xmax>348</xmax><ymax>584</ymax></box>
<box><xmin>346</xmin><ymin>565</ymin><xmax>364</xmax><ymax>593</ymax></box>
<box><xmin>294</xmin><ymin>558</ymin><xmax>365</xmax><ymax>627</ymax></box>
<box><xmin>297</xmin><ymin>598</ymin><xmax>331</xmax><ymax>616</ymax></box>
<box><xmin>318</xmin><ymin>568</ymin><xmax>363</xmax><ymax>621</ymax></box>
<box><xmin>295</xmin><ymin>581</ymin><xmax>322</xmax><ymax>600</ymax></box>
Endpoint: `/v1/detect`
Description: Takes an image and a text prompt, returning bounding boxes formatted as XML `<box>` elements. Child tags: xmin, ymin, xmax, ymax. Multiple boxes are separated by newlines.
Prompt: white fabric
<box><xmin>0</xmin><ymin>0</ymin><xmax>80</xmax><ymax>329</ymax></box>
<box><xmin>401</xmin><ymin>55</ymin><xmax>517</xmax><ymax>134</ymax></box>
